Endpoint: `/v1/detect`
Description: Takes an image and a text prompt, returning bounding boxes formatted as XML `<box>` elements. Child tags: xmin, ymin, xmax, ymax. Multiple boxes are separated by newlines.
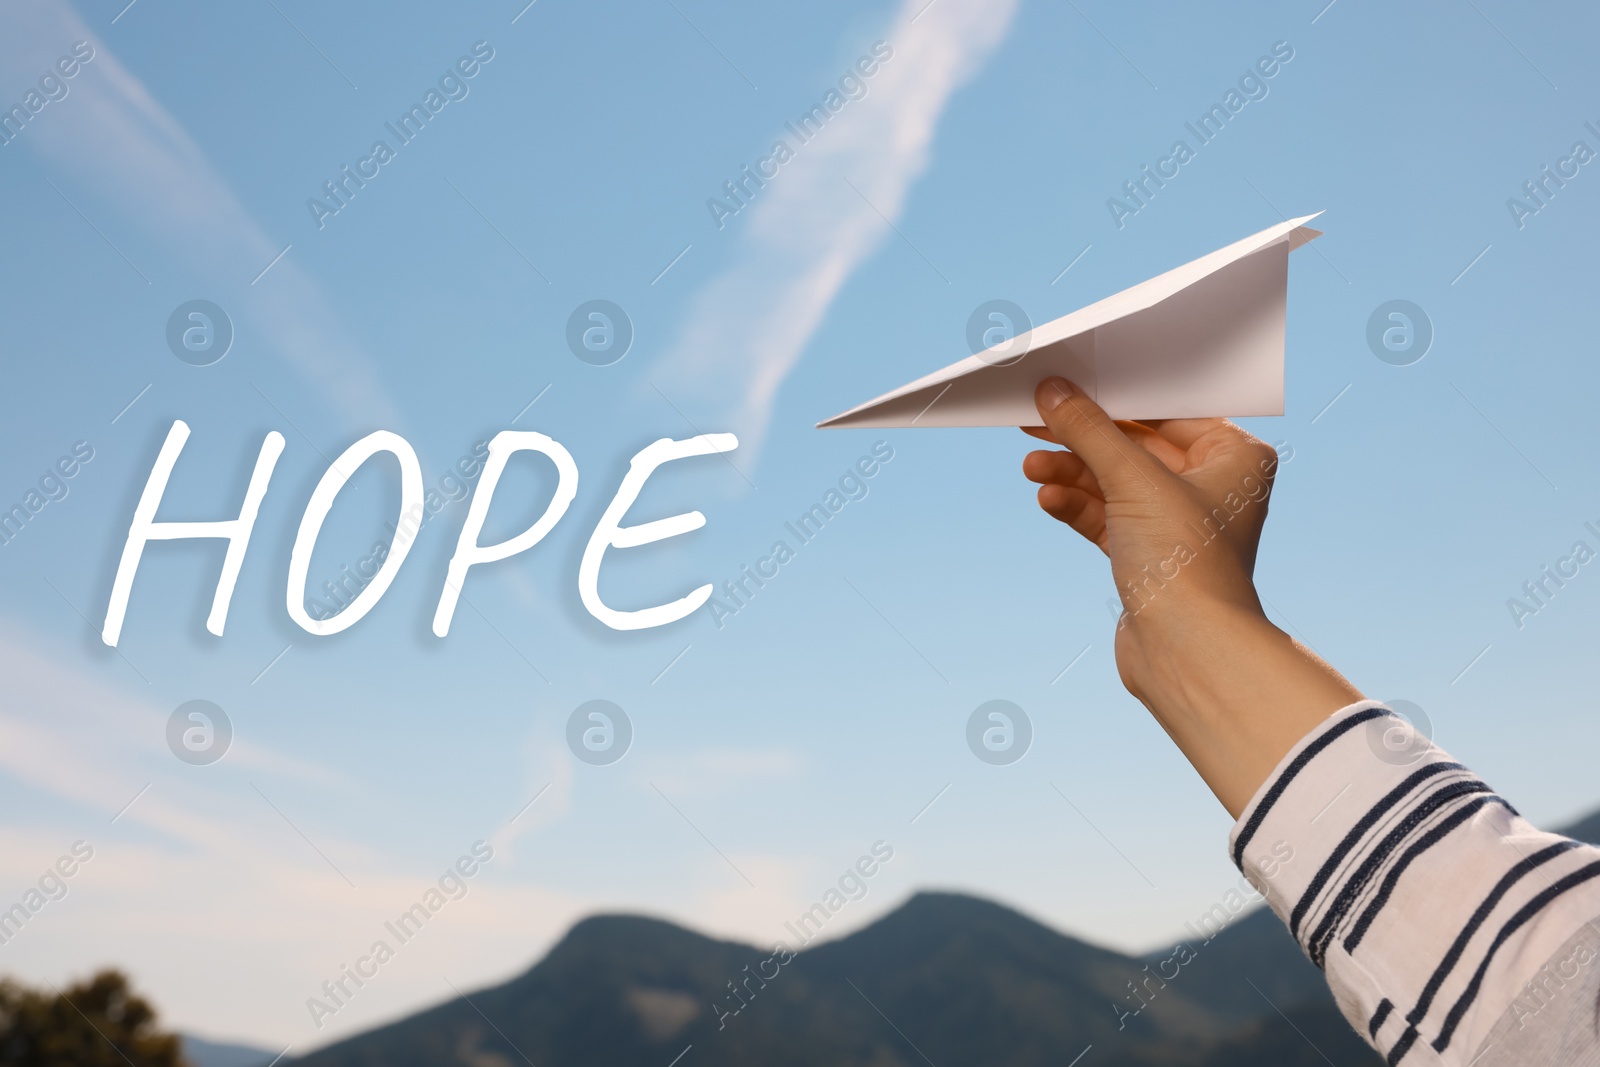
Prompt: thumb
<box><xmin>1033</xmin><ymin>377</ymin><xmax>1155</xmax><ymax>495</ymax></box>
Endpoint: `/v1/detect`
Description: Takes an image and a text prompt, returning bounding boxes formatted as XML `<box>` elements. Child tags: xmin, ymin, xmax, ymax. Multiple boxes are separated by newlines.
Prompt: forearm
<box><xmin>1122</xmin><ymin>601</ymin><xmax>1363</xmax><ymax>819</ymax></box>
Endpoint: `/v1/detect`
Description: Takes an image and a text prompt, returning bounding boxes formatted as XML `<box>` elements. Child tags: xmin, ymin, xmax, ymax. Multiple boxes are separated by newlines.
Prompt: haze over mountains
<box><xmin>183</xmin><ymin>806</ymin><xmax>1600</xmax><ymax>1067</ymax></box>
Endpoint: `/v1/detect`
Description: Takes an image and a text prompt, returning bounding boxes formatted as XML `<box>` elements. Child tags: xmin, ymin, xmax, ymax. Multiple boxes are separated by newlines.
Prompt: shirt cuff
<box><xmin>1228</xmin><ymin>700</ymin><xmax>1600</xmax><ymax>1065</ymax></box>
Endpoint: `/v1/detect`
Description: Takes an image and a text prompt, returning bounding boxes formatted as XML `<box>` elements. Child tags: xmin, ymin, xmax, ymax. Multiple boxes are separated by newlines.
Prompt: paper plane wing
<box><xmin>817</xmin><ymin>213</ymin><xmax>1323</xmax><ymax>428</ymax></box>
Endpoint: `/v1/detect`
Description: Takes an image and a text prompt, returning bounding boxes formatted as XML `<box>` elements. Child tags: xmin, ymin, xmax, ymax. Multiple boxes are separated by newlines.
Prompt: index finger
<box><xmin>1135</xmin><ymin>417</ymin><xmax>1234</xmax><ymax>450</ymax></box>
<box><xmin>1019</xmin><ymin>425</ymin><xmax>1059</xmax><ymax>444</ymax></box>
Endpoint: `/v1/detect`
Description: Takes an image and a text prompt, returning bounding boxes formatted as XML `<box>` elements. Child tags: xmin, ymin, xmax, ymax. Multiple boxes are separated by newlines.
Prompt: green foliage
<box><xmin>0</xmin><ymin>970</ymin><xmax>188</xmax><ymax>1067</ymax></box>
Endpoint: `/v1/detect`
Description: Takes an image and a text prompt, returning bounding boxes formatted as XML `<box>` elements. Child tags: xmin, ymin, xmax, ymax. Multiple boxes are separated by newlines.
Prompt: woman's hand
<box><xmin>1022</xmin><ymin>376</ymin><xmax>1362</xmax><ymax>816</ymax></box>
<box><xmin>1021</xmin><ymin>377</ymin><xmax>1279</xmax><ymax>694</ymax></box>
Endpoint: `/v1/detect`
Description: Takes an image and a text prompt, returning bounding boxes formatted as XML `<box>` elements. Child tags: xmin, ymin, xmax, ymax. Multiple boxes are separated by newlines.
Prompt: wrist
<box><xmin>1118</xmin><ymin>597</ymin><xmax>1273</xmax><ymax>716</ymax></box>
<box><xmin>1116</xmin><ymin>599</ymin><xmax>1362</xmax><ymax>817</ymax></box>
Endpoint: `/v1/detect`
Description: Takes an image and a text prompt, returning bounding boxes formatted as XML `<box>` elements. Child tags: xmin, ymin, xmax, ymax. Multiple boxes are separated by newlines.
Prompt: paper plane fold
<box><xmin>817</xmin><ymin>213</ymin><xmax>1323</xmax><ymax>428</ymax></box>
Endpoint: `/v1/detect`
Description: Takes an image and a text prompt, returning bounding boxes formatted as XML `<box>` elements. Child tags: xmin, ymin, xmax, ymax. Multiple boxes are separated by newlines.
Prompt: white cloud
<box><xmin>656</xmin><ymin>0</ymin><xmax>1018</xmax><ymax>458</ymax></box>
<box><xmin>485</xmin><ymin>731</ymin><xmax>574</xmax><ymax>861</ymax></box>
<box><xmin>0</xmin><ymin>620</ymin><xmax>588</xmax><ymax>1047</ymax></box>
<box><xmin>0</xmin><ymin>2</ymin><xmax>401</xmax><ymax>428</ymax></box>
<box><xmin>632</xmin><ymin>745</ymin><xmax>805</xmax><ymax>801</ymax></box>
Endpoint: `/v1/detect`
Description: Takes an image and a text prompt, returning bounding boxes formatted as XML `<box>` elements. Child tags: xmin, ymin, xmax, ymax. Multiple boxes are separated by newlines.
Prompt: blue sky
<box><xmin>2</xmin><ymin>0</ymin><xmax>1599</xmax><ymax>1050</ymax></box>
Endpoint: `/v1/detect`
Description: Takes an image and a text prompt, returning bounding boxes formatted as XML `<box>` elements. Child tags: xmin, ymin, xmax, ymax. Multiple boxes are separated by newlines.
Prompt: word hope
<box><xmin>100</xmin><ymin>421</ymin><xmax>738</xmax><ymax>645</ymax></box>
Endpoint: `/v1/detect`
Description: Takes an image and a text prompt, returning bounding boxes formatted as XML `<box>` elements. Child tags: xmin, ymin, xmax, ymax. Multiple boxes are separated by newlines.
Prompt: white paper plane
<box><xmin>816</xmin><ymin>213</ymin><xmax>1324</xmax><ymax>428</ymax></box>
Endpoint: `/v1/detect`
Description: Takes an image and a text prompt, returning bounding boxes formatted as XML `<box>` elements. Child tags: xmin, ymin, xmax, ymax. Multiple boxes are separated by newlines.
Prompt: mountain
<box><xmin>180</xmin><ymin>1033</ymin><xmax>276</xmax><ymax>1067</ymax></box>
<box><xmin>291</xmin><ymin>894</ymin><xmax>1363</xmax><ymax>1067</ymax></box>
<box><xmin>1558</xmin><ymin>806</ymin><xmax>1600</xmax><ymax>845</ymax></box>
<box><xmin>289</xmin><ymin>806</ymin><xmax>1600</xmax><ymax>1067</ymax></box>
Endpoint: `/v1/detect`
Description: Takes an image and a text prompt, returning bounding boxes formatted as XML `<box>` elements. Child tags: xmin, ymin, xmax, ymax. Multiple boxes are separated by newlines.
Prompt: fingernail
<box><xmin>1037</xmin><ymin>377</ymin><xmax>1075</xmax><ymax>411</ymax></box>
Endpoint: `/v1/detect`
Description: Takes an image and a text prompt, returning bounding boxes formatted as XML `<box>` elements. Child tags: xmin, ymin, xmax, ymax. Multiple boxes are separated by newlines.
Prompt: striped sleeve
<box><xmin>1228</xmin><ymin>700</ymin><xmax>1600</xmax><ymax>1066</ymax></box>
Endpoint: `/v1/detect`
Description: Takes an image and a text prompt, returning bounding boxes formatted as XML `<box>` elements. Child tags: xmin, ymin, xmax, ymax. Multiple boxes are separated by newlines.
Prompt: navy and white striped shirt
<box><xmin>1230</xmin><ymin>700</ymin><xmax>1600</xmax><ymax>1065</ymax></box>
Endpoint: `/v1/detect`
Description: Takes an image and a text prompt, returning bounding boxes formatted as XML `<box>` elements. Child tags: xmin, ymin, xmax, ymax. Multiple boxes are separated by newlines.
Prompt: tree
<box><xmin>0</xmin><ymin>969</ymin><xmax>188</xmax><ymax>1067</ymax></box>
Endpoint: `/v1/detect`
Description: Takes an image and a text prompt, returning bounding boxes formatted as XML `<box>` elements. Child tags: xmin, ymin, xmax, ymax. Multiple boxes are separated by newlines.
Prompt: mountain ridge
<box><xmin>280</xmin><ymin>803</ymin><xmax>1600</xmax><ymax>1067</ymax></box>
